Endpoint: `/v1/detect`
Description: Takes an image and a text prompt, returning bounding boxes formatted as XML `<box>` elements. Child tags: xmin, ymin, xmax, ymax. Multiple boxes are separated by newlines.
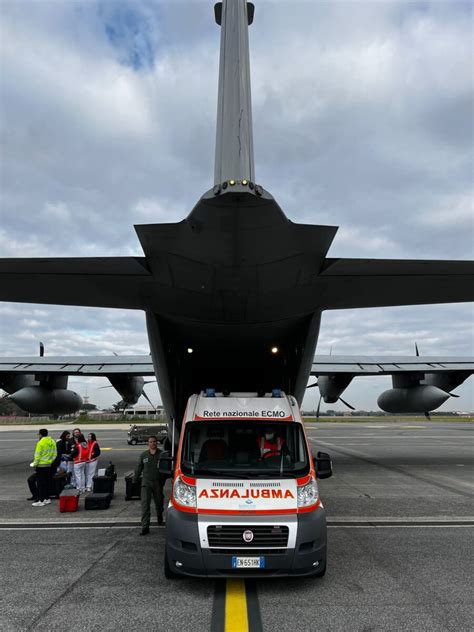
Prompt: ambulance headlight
<box><xmin>173</xmin><ymin>477</ymin><xmax>196</xmax><ymax>508</ymax></box>
<box><xmin>297</xmin><ymin>477</ymin><xmax>319</xmax><ymax>507</ymax></box>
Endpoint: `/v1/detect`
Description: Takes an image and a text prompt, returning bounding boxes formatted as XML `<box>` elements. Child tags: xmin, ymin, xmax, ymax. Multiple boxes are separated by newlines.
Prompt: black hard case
<box><xmin>85</xmin><ymin>493</ymin><xmax>112</xmax><ymax>510</ymax></box>
<box><xmin>92</xmin><ymin>475</ymin><xmax>115</xmax><ymax>497</ymax></box>
<box><xmin>124</xmin><ymin>471</ymin><xmax>141</xmax><ymax>500</ymax></box>
<box><xmin>50</xmin><ymin>472</ymin><xmax>70</xmax><ymax>498</ymax></box>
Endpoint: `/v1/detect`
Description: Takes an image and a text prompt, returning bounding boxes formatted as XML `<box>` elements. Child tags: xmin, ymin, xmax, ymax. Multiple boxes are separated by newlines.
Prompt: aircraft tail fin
<box><xmin>214</xmin><ymin>0</ymin><xmax>255</xmax><ymax>186</ymax></box>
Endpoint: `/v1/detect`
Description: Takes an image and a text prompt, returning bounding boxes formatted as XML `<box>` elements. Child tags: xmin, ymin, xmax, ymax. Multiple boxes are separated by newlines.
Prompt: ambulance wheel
<box><xmin>130</xmin><ymin>438</ymin><xmax>138</xmax><ymax>445</ymax></box>
<box><xmin>164</xmin><ymin>550</ymin><xmax>178</xmax><ymax>579</ymax></box>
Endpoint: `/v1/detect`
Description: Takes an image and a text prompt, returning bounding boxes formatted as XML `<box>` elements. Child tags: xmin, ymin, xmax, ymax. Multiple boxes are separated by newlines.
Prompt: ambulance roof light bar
<box><xmin>272</xmin><ymin>388</ymin><xmax>282</xmax><ymax>398</ymax></box>
<box><xmin>205</xmin><ymin>388</ymin><xmax>216</xmax><ymax>398</ymax></box>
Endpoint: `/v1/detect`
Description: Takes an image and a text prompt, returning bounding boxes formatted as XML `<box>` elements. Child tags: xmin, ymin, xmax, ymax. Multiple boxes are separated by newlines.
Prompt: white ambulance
<box><xmin>160</xmin><ymin>390</ymin><xmax>332</xmax><ymax>578</ymax></box>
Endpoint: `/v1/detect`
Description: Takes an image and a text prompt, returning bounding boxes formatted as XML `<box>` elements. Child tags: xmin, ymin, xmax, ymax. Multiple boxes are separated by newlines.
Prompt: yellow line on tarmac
<box><xmin>225</xmin><ymin>579</ymin><xmax>249</xmax><ymax>632</ymax></box>
<box><xmin>100</xmin><ymin>447</ymin><xmax>140</xmax><ymax>451</ymax></box>
<box><xmin>401</xmin><ymin>426</ymin><xmax>426</xmax><ymax>429</ymax></box>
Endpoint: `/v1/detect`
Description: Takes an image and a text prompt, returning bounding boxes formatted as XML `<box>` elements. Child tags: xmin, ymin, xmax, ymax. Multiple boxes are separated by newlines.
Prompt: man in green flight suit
<box><xmin>134</xmin><ymin>435</ymin><xmax>165</xmax><ymax>535</ymax></box>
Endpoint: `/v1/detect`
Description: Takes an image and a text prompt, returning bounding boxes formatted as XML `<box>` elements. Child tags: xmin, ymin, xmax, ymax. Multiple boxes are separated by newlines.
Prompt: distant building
<box><xmin>124</xmin><ymin>405</ymin><xmax>165</xmax><ymax>418</ymax></box>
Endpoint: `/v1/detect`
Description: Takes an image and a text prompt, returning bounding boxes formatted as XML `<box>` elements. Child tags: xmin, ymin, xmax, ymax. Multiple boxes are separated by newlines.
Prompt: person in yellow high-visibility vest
<box><xmin>30</xmin><ymin>429</ymin><xmax>57</xmax><ymax>507</ymax></box>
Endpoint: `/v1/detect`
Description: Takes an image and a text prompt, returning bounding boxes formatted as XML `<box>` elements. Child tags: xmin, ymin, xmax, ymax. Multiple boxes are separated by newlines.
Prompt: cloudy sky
<box><xmin>0</xmin><ymin>0</ymin><xmax>472</xmax><ymax>412</ymax></box>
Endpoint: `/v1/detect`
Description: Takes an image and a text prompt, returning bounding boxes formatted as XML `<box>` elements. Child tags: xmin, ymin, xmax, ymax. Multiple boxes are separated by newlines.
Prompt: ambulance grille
<box><xmin>207</xmin><ymin>525</ymin><xmax>289</xmax><ymax>548</ymax></box>
<box><xmin>209</xmin><ymin>548</ymin><xmax>285</xmax><ymax>556</ymax></box>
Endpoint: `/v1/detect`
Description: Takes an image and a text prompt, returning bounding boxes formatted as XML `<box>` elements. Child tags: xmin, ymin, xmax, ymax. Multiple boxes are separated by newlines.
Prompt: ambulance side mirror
<box><xmin>158</xmin><ymin>451</ymin><xmax>175</xmax><ymax>476</ymax></box>
<box><xmin>314</xmin><ymin>451</ymin><xmax>332</xmax><ymax>479</ymax></box>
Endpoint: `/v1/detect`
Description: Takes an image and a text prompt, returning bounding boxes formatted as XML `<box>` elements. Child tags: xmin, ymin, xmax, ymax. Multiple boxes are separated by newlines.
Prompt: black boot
<box><xmin>158</xmin><ymin>515</ymin><xmax>164</xmax><ymax>526</ymax></box>
<box><xmin>140</xmin><ymin>527</ymin><xmax>150</xmax><ymax>536</ymax></box>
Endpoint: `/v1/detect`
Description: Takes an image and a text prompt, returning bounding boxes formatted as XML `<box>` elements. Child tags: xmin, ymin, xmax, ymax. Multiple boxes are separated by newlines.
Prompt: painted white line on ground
<box><xmin>0</xmin><ymin>526</ymin><xmax>163</xmax><ymax>531</ymax></box>
<box><xmin>0</xmin><ymin>437</ymin><xmax>128</xmax><ymax>443</ymax></box>
<box><xmin>0</xmin><ymin>524</ymin><xmax>472</xmax><ymax>531</ymax></box>
<box><xmin>1</xmin><ymin>517</ymin><xmax>472</xmax><ymax>526</ymax></box>
<box><xmin>329</xmin><ymin>525</ymin><xmax>474</xmax><ymax>529</ymax></box>
<box><xmin>307</xmin><ymin>435</ymin><xmax>471</xmax><ymax>440</ymax></box>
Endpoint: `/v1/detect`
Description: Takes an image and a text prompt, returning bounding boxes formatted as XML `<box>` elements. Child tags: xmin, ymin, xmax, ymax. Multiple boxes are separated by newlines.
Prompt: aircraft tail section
<box><xmin>0</xmin><ymin>257</ymin><xmax>152</xmax><ymax>310</ymax></box>
<box><xmin>317</xmin><ymin>258</ymin><xmax>474</xmax><ymax>309</ymax></box>
<box><xmin>214</xmin><ymin>0</ymin><xmax>255</xmax><ymax>186</ymax></box>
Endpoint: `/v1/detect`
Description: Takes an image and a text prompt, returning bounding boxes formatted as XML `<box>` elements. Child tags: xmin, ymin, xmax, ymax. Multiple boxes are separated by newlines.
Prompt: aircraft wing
<box><xmin>311</xmin><ymin>356</ymin><xmax>474</xmax><ymax>376</ymax></box>
<box><xmin>2</xmin><ymin>353</ymin><xmax>472</xmax><ymax>379</ymax></box>
<box><xmin>0</xmin><ymin>355</ymin><xmax>155</xmax><ymax>377</ymax></box>
<box><xmin>317</xmin><ymin>259</ymin><xmax>474</xmax><ymax>309</ymax></box>
<box><xmin>0</xmin><ymin>258</ymin><xmax>153</xmax><ymax>309</ymax></box>
<box><xmin>1</xmin><ymin>256</ymin><xmax>473</xmax><ymax>314</ymax></box>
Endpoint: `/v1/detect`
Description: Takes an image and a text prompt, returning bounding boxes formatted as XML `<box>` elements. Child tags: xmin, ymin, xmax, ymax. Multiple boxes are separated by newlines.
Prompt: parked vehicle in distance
<box><xmin>159</xmin><ymin>390</ymin><xmax>332</xmax><ymax>579</ymax></box>
<box><xmin>127</xmin><ymin>424</ymin><xmax>167</xmax><ymax>445</ymax></box>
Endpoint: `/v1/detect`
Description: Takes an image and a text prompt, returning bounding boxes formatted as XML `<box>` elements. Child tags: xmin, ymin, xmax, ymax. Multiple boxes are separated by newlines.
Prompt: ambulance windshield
<box><xmin>180</xmin><ymin>420</ymin><xmax>310</xmax><ymax>478</ymax></box>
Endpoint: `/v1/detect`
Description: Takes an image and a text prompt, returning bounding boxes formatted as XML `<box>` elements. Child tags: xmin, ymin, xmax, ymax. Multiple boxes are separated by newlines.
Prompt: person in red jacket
<box><xmin>70</xmin><ymin>433</ymin><xmax>88</xmax><ymax>493</ymax></box>
<box><xmin>85</xmin><ymin>432</ymin><xmax>101</xmax><ymax>492</ymax></box>
<box><xmin>257</xmin><ymin>429</ymin><xmax>285</xmax><ymax>459</ymax></box>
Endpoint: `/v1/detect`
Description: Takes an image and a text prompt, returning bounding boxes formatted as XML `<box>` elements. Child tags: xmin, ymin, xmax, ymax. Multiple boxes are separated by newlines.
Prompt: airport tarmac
<box><xmin>0</xmin><ymin>422</ymin><xmax>472</xmax><ymax>631</ymax></box>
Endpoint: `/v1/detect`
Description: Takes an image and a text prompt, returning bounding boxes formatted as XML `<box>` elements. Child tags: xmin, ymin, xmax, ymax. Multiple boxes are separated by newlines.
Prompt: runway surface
<box><xmin>0</xmin><ymin>422</ymin><xmax>472</xmax><ymax>631</ymax></box>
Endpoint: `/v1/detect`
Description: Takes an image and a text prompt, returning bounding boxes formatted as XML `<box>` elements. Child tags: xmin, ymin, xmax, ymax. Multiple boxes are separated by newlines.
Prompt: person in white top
<box><xmin>85</xmin><ymin>432</ymin><xmax>101</xmax><ymax>492</ymax></box>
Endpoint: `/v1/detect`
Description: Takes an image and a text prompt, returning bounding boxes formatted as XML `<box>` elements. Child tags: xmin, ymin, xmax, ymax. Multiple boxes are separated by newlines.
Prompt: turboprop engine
<box><xmin>317</xmin><ymin>375</ymin><xmax>354</xmax><ymax>403</ymax></box>
<box><xmin>9</xmin><ymin>386</ymin><xmax>83</xmax><ymax>415</ymax></box>
<box><xmin>106</xmin><ymin>375</ymin><xmax>146</xmax><ymax>406</ymax></box>
<box><xmin>377</xmin><ymin>384</ymin><xmax>450</xmax><ymax>413</ymax></box>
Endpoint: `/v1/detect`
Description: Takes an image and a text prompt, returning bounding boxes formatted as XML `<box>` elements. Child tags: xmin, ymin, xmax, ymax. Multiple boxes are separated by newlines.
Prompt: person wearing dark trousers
<box><xmin>30</xmin><ymin>428</ymin><xmax>57</xmax><ymax>507</ymax></box>
<box><xmin>27</xmin><ymin>472</ymin><xmax>39</xmax><ymax>502</ymax></box>
<box><xmin>134</xmin><ymin>436</ymin><xmax>165</xmax><ymax>535</ymax></box>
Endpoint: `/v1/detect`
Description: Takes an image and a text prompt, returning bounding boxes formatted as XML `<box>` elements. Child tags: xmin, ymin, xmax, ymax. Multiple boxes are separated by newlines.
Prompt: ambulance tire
<box><xmin>130</xmin><ymin>438</ymin><xmax>138</xmax><ymax>445</ymax></box>
<box><xmin>164</xmin><ymin>550</ymin><xmax>178</xmax><ymax>579</ymax></box>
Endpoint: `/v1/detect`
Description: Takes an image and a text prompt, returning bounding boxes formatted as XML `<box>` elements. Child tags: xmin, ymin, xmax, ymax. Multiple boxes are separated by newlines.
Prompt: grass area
<box><xmin>0</xmin><ymin>415</ymin><xmax>168</xmax><ymax>425</ymax></box>
<box><xmin>0</xmin><ymin>418</ymin><xmax>68</xmax><ymax>425</ymax></box>
<box><xmin>303</xmin><ymin>415</ymin><xmax>473</xmax><ymax>423</ymax></box>
<box><xmin>0</xmin><ymin>415</ymin><xmax>471</xmax><ymax>425</ymax></box>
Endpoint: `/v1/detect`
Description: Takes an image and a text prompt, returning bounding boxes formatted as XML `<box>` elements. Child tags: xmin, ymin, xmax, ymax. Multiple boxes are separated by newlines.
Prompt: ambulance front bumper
<box><xmin>165</xmin><ymin>506</ymin><xmax>327</xmax><ymax>578</ymax></box>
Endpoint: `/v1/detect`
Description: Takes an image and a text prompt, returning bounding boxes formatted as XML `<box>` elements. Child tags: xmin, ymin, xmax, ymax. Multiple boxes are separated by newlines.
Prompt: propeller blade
<box><xmin>306</xmin><ymin>380</ymin><xmax>319</xmax><ymax>389</ymax></box>
<box><xmin>97</xmin><ymin>385</ymin><xmax>114</xmax><ymax>390</ymax></box>
<box><xmin>448</xmin><ymin>392</ymin><xmax>460</xmax><ymax>398</ymax></box>
<box><xmin>339</xmin><ymin>396</ymin><xmax>355</xmax><ymax>411</ymax></box>
<box><xmin>39</xmin><ymin>342</ymin><xmax>44</xmax><ymax>357</ymax></box>
<box><xmin>316</xmin><ymin>395</ymin><xmax>322</xmax><ymax>422</ymax></box>
<box><xmin>143</xmin><ymin>380</ymin><xmax>156</xmax><ymax>386</ymax></box>
<box><xmin>424</xmin><ymin>411</ymin><xmax>431</xmax><ymax>421</ymax></box>
<box><xmin>415</xmin><ymin>342</ymin><xmax>419</xmax><ymax>357</ymax></box>
<box><xmin>141</xmin><ymin>389</ymin><xmax>156</xmax><ymax>410</ymax></box>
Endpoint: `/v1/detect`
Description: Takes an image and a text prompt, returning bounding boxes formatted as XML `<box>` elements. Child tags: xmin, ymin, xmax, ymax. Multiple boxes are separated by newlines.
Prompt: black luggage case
<box><xmin>92</xmin><ymin>475</ymin><xmax>115</xmax><ymax>497</ymax></box>
<box><xmin>50</xmin><ymin>471</ymin><xmax>70</xmax><ymax>498</ymax></box>
<box><xmin>124</xmin><ymin>471</ymin><xmax>141</xmax><ymax>500</ymax></box>
<box><xmin>85</xmin><ymin>493</ymin><xmax>112</xmax><ymax>510</ymax></box>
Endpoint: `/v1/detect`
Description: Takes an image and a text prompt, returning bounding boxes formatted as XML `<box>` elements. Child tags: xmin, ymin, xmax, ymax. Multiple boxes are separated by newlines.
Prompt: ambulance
<box><xmin>159</xmin><ymin>390</ymin><xmax>332</xmax><ymax>578</ymax></box>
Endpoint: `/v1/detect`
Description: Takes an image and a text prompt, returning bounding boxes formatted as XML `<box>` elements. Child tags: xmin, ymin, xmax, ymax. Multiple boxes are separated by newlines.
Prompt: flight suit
<box><xmin>134</xmin><ymin>449</ymin><xmax>165</xmax><ymax>529</ymax></box>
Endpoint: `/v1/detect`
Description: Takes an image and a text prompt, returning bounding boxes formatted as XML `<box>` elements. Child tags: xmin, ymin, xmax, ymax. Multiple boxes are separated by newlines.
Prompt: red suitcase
<box><xmin>59</xmin><ymin>489</ymin><xmax>80</xmax><ymax>512</ymax></box>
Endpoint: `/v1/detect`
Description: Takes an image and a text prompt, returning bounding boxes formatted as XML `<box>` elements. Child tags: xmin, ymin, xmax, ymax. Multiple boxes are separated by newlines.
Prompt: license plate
<box><xmin>231</xmin><ymin>556</ymin><xmax>265</xmax><ymax>569</ymax></box>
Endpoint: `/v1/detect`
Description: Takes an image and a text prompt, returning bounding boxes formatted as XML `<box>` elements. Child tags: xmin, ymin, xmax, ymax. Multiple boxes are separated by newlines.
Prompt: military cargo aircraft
<box><xmin>0</xmin><ymin>1</ymin><xmax>473</xmax><ymax>425</ymax></box>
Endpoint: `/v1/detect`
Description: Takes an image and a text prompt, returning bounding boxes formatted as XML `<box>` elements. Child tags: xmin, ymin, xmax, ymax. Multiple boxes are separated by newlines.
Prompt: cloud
<box><xmin>0</xmin><ymin>0</ymin><xmax>472</xmax><ymax>411</ymax></box>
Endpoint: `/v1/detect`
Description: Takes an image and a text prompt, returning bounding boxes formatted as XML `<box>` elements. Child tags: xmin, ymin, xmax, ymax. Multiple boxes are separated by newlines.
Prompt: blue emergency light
<box><xmin>205</xmin><ymin>388</ymin><xmax>216</xmax><ymax>398</ymax></box>
<box><xmin>272</xmin><ymin>388</ymin><xmax>281</xmax><ymax>398</ymax></box>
